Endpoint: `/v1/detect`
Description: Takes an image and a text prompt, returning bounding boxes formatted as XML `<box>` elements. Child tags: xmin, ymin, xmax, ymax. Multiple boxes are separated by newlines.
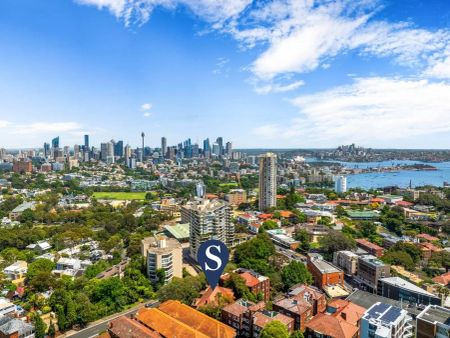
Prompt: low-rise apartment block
<box><xmin>360</xmin><ymin>302</ymin><xmax>413</xmax><ymax>338</ymax></box>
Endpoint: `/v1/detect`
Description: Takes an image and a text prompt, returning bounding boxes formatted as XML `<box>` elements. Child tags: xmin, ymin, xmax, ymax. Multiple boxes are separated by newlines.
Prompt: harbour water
<box><xmin>308</xmin><ymin>159</ymin><xmax>450</xmax><ymax>190</ymax></box>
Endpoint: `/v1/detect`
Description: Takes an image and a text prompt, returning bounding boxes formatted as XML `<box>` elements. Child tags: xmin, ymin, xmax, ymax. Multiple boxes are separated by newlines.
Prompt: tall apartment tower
<box><xmin>141</xmin><ymin>236</ymin><xmax>183</xmax><ymax>285</ymax></box>
<box><xmin>161</xmin><ymin>137</ymin><xmax>167</xmax><ymax>158</ymax></box>
<box><xmin>258</xmin><ymin>153</ymin><xmax>277</xmax><ymax>211</ymax></box>
<box><xmin>181</xmin><ymin>198</ymin><xmax>234</xmax><ymax>260</ymax></box>
<box><xmin>141</xmin><ymin>132</ymin><xmax>145</xmax><ymax>162</ymax></box>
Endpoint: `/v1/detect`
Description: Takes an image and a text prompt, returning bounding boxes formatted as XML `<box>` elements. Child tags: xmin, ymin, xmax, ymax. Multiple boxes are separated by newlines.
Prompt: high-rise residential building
<box><xmin>212</xmin><ymin>143</ymin><xmax>220</xmax><ymax>156</ymax></box>
<box><xmin>161</xmin><ymin>137</ymin><xmax>167</xmax><ymax>158</ymax></box>
<box><xmin>141</xmin><ymin>132</ymin><xmax>145</xmax><ymax>162</ymax></box>
<box><xmin>101</xmin><ymin>142</ymin><xmax>114</xmax><ymax>162</ymax></box>
<box><xmin>114</xmin><ymin>140</ymin><xmax>124</xmax><ymax>157</ymax></box>
<box><xmin>51</xmin><ymin>136</ymin><xmax>60</xmax><ymax>149</ymax></box>
<box><xmin>225</xmin><ymin>141</ymin><xmax>232</xmax><ymax>157</ymax></box>
<box><xmin>203</xmin><ymin>138</ymin><xmax>210</xmax><ymax>153</ymax></box>
<box><xmin>74</xmin><ymin>144</ymin><xmax>80</xmax><ymax>158</ymax></box>
<box><xmin>216</xmin><ymin>137</ymin><xmax>223</xmax><ymax>155</ymax></box>
<box><xmin>195</xmin><ymin>182</ymin><xmax>205</xmax><ymax>198</ymax></box>
<box><xmin>416</xmin><ymin>305</ymin><xmax>450</xmax><ymax>338</ymax></box>
<box><xmin>100</xmin><ymin>143</ymin><xmax>108</xmax><ymax>161</ymax></box>
<box><xmin>141</xmin><ymin>236</ymin><xmax>183</xmax><ymax>285</ymax></box>
<box><xmin>360</xmin><ymin>302</ymin><xmax>413</xmax><ymax>338</ymax></box>
<box><xmin>124</xmin><ymin>144</ymin><xmax>131</xmax><ymax>160</ymax></box>
<box><xmin>84</xmin><ymin>134</ymin><xmax>89</xmax><ymax>148</ymax></box>
<box><xmin>43</xmin><ymin>143</ymin><xmax>50</xmax><ymax>157</ymax></box>
<box><xmin>181</xmin><ymin>198</ymin><xmax>234</xmax><ymax>260</ymax></box>
<box><xmin>334</xmin><ymin>175</ymin><xmax>347</xmax><ymax>193</ymax></box>
<box><xmin>258</xmin><ymin>152</ymin><xmax>277</xmax><ymax>211</ymax></box>
<box><xmin>167</xmin><ymin>146</ymin><xmax>176</xmax><ymax>160</ymax></box>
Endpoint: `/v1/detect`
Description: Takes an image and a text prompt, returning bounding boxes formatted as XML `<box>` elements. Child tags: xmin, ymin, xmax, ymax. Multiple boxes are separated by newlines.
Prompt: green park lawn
<box><xmin>92</xmin><ymin>192</ymin><xmax>147</xmax><ymax>200</ymax></box>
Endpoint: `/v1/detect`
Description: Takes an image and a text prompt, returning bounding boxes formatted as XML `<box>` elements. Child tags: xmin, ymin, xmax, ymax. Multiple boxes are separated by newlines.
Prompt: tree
<box><xmin>356</xmin><ymin>221</ymin><xmax>377</xmax><ymax>238</ymax></box>
<box><xmin>234</xmin><ymin>233</ymin><xmax>275</xmax><ymax>264</ymax></box>
<box><xmin>382</xmin><ymin>251</ymin><xmax>415</xmax><ymax>271</ymax></box>
<box><xmin>319</xmin><ymin>231</ymin><xmax>356</xmax><ymax>260</ymax></box>
<box><xmin>32</xmin><ymin>313</ymin><xmax>47</xmax><ymax>338</ymax></box>
<box><xmin>294</xmin><ymin>229</ymin><xmax>310</xmax><ymax>251</ymax></box>
<box><xmin>223</xmin><ymin>273</ymin><xmax>255</xmax><ymax>301</ymax></box>
<box><xmin>281</xmin><ymin>261</ymin><xmax>313</xmax><ymax>290</ymax></box>
<box><xmin>47</xmin><ymin>320</ymin><xmax>56</xmax><ymax>338</ymax></box>
<box><xmin>290</xmin><ymin>332</ymin><xmax>305</xmax><ymax>338</ymax></box>
<box><xmin>27</xmin><ymin>259</ymin><xmax>56</xmax><ymax>291</ymax></box>
<box><xmin>260</xmin><ymin>220</ymin><xmax>279</xmax><ymax>233</ymax></box>
<box><xmin>74</xmin><ymin>293</ymin><xmax>97</xmax><ymax>327</ymax></box>
<box><xmin>66</xmin><ymin>297</ymin><xmax>77</xmax><ymax>328</ymax></box>
<box><xmin>157</xmin><ymin>276</ymin><xmax>205</xmax><ymax>305</ymax></box>
<box><xmin>56</xmin><ymin>305</ymin><xmax>67</xmax><ymax>332</ymax></box>
<box><xmin>260</xmin><ymin>320</ymin><xmax>290</xmax><ymax>338</ymax></box>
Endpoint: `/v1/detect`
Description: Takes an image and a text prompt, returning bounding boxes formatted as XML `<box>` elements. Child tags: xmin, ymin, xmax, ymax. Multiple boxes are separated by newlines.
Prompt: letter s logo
<box><xmin>205</xmin><ymin>245</ymin><xmax>222</xmax><ymax>271</ymax></box>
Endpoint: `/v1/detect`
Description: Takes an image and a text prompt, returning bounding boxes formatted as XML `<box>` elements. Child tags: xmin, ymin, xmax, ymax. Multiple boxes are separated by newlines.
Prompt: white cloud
<box><xmin>75</xmin><ymin>0</ymin><xmax>250</xmax><ymax>26</ymax></box>
<box><xmin>0</xmin><ymin>120</ymin><xmax>11</xmax><ymax>128</ymax></box>
<box><xmin>143</xmin><ymin>112</ymin><xmax>151</xmax><ymax>117</ymax></box>
<box><xmin>141</xmin><ymin>103</ymin><xmax>152</xmax><ymax>110</ymax></box>
<box><xmin>212</xmin><ymin>57</ymin><xmax>230</xmax><ymax>75</ymax></box>
<box><xmin>76</xmin><ymin>0</ymin><xmax>450</xmax><ymax>89</ymax></box>
<box><xmin>14</xmin><ymin>122</ymin><xmax>83</xmax><ymax>135</ymax></box>
<box><xmin>253</xmin><ymin>77</ymin><xmax>450</xmax><ymax>146</ymax></box>
<box><xmin>254</xmin><ymin>80</ymin><xmax>304</xmax><ymax>94</ymax></box>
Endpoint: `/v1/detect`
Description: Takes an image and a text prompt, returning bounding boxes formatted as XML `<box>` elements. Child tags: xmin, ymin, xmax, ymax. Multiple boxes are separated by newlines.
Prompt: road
<box><xmin>64</xmin><ymin>301</ymin><xmax>159</xmax><ymax>338</ymax></box>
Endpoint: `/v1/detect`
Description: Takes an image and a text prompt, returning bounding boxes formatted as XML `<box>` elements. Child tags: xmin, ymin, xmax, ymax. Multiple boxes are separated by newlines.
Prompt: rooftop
<box><xmin>309</xmin><ymin>254</ymin><xmax>342</xmax><ymax>274</ymax></box>
<box><xmin>363</xmin><ymin>302</ymin><xmax>406</xmax><ymax>325</ymax></box>
<box><xmin>379</xmin><ymin>277</ymin><xmax>436</xmax><ymax>297</ymax></box>
<box><xmin>182</xmin><ymin>198</ymin><xmax>228</xmax><ymax>212</ymax></box>
<box><xmin>108</xmin><ymin>316</ymin><xmax>161</xmax><ymax>338</ymax></box>
<box><xmin>158</xmin><ymin>300</ymin><xmax>236</xmax><ymax>338</ymax></box>
<box><xmin>417</xmin><ymin>305</ymin><xmax>450</xmax><ymax>326</ymax></box>
<box><xmin>164</xmin><ymin>223</ymin><xmax>190</xmax><ymax>239</ymax></box>
<box><xmin>347</xmin><ymin>290</ymin><xmax>423</xmax><ymax>317</ymax></box>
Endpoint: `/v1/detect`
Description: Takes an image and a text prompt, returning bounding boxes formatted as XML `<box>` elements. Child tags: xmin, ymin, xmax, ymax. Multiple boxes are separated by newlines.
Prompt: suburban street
<box><xmin>63</xmin><ymin>301</ymin><xmax>159</xmax><ymax>338</ymax></box>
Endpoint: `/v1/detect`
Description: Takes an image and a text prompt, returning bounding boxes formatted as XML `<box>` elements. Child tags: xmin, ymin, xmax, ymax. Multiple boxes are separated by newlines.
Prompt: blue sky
<box><xmin>1</xmin><ymin>0</ymin><xmax>450</xmax><ymax>149</ymax></box>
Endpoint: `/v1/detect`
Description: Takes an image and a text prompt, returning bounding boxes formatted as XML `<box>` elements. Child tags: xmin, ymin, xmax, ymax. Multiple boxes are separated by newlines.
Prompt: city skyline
<box><xmin>1</xmin><ymin>0</ymin><xmax>450</xmax><ymax>149</ymax></box>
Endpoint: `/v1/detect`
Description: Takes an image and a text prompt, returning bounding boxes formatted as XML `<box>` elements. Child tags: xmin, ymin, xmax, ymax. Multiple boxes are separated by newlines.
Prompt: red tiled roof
<box><xmin>240</xmin><ymin>272</ymin><xmax>260</xmax><ymax>288</ymax></box>
<box><xmin>192</xmin><ymin>286</ymin><xmax>234</xmax><ymax>308</ymax></box>
<box><xmin>420</xmin><ymin>242</ymin><xmax>441</xmax><ymax>252</ymax></box>
<box><xmin>108</xmin><ymin>315</ymin><xmax>161</xmax><ymax>338</ymax></box>
<box><xmin>417</xmin><ymin>233</ymin><xmax>439</xmax><ymax>242</ymax></box>
<box><xmin>279</xmin><ymin>211</ymin><xmax>294</xmax><ymax>218</ymax></box>
<box><xmin>258</xmin><ymin>213</ymin><xmax>273</xmax><ymax>220</ymax></box>
<box><xmin>395</xmin><ymin>201</ymin><xmax>414</xmax><ymax>207</ymax></box>
<box><xmin>327</xmin><ymin>300</ymin><xmax>366</xmax><ymax>326</ymax></box>
<box><xmin>356</xmin><ymin>238</ymin><xmax>383</xmax><ymax>251</ymax></box>
<box><xmin>433</xmin><ymin>271</ymin><xmax>450</xmax><ymax>286</ymax></box>
<box><xmin>253</xmin><ymin>311</ymin><xmax>293</xmax><ymax>329</ymax></box>
<box><xmin>158</xmin><ymin>300</ymin><xmax>236</xmax><ymax>338</ymax></box>
<box><xmin>306</xmin><ymin>313</ymin><xmax>358</xmax><ymax>338</ymax></box>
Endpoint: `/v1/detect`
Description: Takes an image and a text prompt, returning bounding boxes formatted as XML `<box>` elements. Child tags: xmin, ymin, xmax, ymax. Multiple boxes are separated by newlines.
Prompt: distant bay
<box><xmin>307</xmin><ymin>159</ymin><xmax>450</xmax><ymax>189</ymax></box>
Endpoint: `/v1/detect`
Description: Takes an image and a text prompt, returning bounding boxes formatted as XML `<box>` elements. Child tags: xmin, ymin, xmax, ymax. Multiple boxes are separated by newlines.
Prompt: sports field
<box><xmin>92</xmin><ymin>192</ymin><xmax>147</xmax><ymax>200</ymax></box>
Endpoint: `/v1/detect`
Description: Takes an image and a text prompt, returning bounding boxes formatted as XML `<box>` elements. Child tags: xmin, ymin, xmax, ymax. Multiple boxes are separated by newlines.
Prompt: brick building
<box><xmin>221</xmin><ymin>268</ymin><xmax>271</xmax><ymax>301</ymax></box>
<box><xmin>273</xmin><ymin>284</ymin><xmax>326</xmax><ymax>331</ymax></box>
<box><xmin>355</xmin><ymin>239</ymin><xmax>384</xmax><ymax>257</ymax></box>
<box><xmin>221</xmin><ymin>299</ymin><xmax>294</xmax><ymax>337</ymax></box>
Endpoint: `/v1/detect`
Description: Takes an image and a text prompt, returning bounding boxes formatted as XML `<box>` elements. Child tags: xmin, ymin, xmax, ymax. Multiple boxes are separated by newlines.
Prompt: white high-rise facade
<box><xmin>258</xmin><ymin>153</ymin><xmax>277</xmax><ymax>211</ymax></box>
<box><xmin>181</xmin><ymin>198</ymin><xmax>234</xmax><ymax>260</ymax></box>
<box><xmin>334</xmin><ymin>175</ymin><xmax>347</xmax><ymax>193</ymax></box>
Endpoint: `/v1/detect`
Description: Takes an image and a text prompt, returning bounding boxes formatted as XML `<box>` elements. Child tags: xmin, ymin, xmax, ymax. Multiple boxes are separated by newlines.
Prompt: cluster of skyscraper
<box><xmin>42</xmin><ymin>134</ymin><xmax>234</xmax><ymax>168</ymax></box>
